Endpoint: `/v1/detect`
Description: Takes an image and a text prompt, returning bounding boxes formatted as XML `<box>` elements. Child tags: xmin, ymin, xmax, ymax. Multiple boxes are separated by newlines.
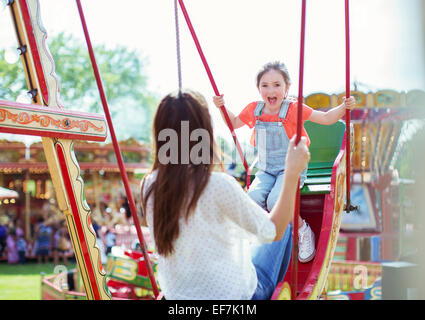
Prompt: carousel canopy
<box><xmin>0</xmin><ymin>137</ymin><xmax>151</xmax><ymax>173</ymax></box>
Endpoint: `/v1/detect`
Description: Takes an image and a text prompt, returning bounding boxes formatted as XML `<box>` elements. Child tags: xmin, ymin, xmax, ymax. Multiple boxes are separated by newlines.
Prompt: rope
<box><xmin>75</xmin><ymin>0</ymin><xmax>159</xmax><ymax>299</ymax></box>
<box><xmin>174</xmin><ymin>0</ymin><xmax>182</xmax><ymax>92</ymax></box>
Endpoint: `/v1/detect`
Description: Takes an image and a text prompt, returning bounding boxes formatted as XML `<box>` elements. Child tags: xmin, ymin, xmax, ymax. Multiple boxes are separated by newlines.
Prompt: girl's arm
<box><xmin>213</xmin><ymin>95</ymin><xmax>245</xmax><ymax>129</ymax></box>
<box><xmin>307</xmin><ymin>96</ymin><xmax>356</xmax><ymax>125</ymax></box>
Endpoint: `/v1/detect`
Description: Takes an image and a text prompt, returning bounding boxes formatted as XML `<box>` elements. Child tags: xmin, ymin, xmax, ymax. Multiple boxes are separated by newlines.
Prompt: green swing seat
<box><xmin>300</xmin><ymin>120</ymin><xmax>346</xmax><ymax>195</ymax></box>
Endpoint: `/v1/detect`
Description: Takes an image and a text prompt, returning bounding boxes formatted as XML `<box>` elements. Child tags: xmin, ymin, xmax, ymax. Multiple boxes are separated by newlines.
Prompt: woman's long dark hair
<box><xmin>141</xmin><ymin>89</ymin><xmax>223</xmax><ymax>256</ymax></box>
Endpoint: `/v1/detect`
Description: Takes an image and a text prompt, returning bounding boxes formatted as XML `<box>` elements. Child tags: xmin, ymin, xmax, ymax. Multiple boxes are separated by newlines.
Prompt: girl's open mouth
<box><xmin>268</xmin><ymin>97</ymin><xmax>278</xmax><ymax>105</ymax></box>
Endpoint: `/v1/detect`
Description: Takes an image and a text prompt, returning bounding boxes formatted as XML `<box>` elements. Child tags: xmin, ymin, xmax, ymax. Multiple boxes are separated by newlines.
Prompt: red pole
<box><xmin>345</xmin><ymin>0</ymin><xmax>352</xmax><ymax>212</ymax></box>
<box><xmin>177</xmin><ymin>0</ymin><xmax>251</xmax><ymax>188</ymax></box>
<box><xmin>291</xmin><ymin>0</ymin><xmax>307</xmax><ymax>299</ymax></box>
<box><xmin>75</xmin><ymin>0</ymin><xmax>159</xmax><ymax>299</ymax></box>
<box><xmin>296</xmin><ymin>0</ymin><xmax>306</xmax><ymax>147</ymax></box>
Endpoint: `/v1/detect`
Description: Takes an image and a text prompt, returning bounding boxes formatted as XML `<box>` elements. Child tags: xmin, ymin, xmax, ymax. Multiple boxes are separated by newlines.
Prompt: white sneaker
<box><xmin>298</xmin><ymin>220</ymin><xmax>316</xmax><ymax>263</ymax></box>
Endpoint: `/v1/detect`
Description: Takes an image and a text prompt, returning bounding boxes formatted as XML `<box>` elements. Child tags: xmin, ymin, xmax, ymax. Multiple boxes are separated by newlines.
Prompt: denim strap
<box><xmin>254</xmin><ymin>101</ymin><xmax>265</xmax><ymax>119</ymax></box>
<box><xmin>278</xmin><ymin>99</ymin><xmax>291</xmax><ymax>120</ymax></box>
<box><xmin>255</xmin><ymin>100</ymin><xmax>290</xmax><ymax>120</ymax></box>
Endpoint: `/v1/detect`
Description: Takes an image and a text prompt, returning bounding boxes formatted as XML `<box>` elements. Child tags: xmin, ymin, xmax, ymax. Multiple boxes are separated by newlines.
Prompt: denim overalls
<box><xmin>248</xmin><ymin>99</ymin><xmax>307</xmax><ymax>212</ymax></box>
<box><xmin>249</xmin><ymin>99</ymin><xmax>306</xmax><ymax>299</ymax></box>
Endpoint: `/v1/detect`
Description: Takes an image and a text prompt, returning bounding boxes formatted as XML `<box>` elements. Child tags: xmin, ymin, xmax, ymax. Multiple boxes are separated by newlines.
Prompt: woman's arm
<box><xmin>215</xmin><ymin>137</ymin><xmax>309</xmax><ymax>243</ymax></box>
<box><xmin>269</xmin><ymin>136</ymin><xmax>310</xmax><ymax>241</ymax></box>
<box><xmin>307</xmin><ymin>96</ymin><xmax>356</xmax><ymax>125</ymax></box>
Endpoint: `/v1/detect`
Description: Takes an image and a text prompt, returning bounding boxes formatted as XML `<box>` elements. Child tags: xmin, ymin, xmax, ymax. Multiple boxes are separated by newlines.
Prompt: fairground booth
<box><xmin>0</xmin><ymin>137</ymin><xmax>150</xmax><ymax>243</ymax></box>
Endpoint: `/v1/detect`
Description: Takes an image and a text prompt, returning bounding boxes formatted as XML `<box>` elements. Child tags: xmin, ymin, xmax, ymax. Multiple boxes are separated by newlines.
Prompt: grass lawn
<box><xmin>0</xmin><ymin>261</ymin><xmax>76</xmax><ymax>300</ymax></box>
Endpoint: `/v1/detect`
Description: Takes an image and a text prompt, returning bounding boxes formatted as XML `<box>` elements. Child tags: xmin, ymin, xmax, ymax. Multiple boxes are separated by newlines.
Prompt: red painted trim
<box><xmin>0</xmin><ymin>99</ymin><xmax>105</xmax><ymax>120</ymax></box>
<box><xmin>56</xmin><ymin>143</ymin><xmax>101</xmax><ymax>300</ymax></box>
<box><xmin>0</xmin><ymin>126</ymin><xmax>106</xmax><ymax>142</ymax></box>
<box><xmin>274</xmin><ymin>133</ymin><xmax>347</xmax><ymax>300</ymax></box>
<box><xmin>42</xmin><ymin>291</ymin><xmax>62</xmax><ymax>300</ymax></box>
<box><xmin>0</xmin><ymin>99</ymin><xmax>106</xmax><ymax>141</ymax></box>
<box><xmin>18</xmin><ymin>0</ymin><xmax>49</xmax><ymax>104</ymax></box>
<box><xmin>32</xmin><ymin>144</ymin><xmax>148</xmax><ymax>153</ymax></box>
<box><xmin>345</xmin><ymin>237</ymin><xmax>357</xmax><ymax>260</ymax></box>
<box><xmin>299</xmin><ymin>135</ymin><xmax>347</xmax><ymax>299</ymax></box>
<box><xmin>0</xmin><ymin>162</ymin><xmax>147</xmax><ymax>171</ymax></box>
<box><xmin>42</xmin><ymin>275</ymin><xmax>87</xmax><ymax>298</ymax></box>
<box><xmin>346</xmin><ymin>292</ymin><xmax>365</xmax><ymax>300</ymax></box>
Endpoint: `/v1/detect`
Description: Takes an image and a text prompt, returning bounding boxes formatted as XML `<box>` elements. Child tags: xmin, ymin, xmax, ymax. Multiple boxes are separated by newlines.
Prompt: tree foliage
<box><xmin>0</xmin><ymin>50</ymin><xmax>26</xmax><ymax>100</ymax></box>
<box><xmin>0</xmin><ymin>32</ymin><xmax>158</xmax><ymax>142</ymax></box>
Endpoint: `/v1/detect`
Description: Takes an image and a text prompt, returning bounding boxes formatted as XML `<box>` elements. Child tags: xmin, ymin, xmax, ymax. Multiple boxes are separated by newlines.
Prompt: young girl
<box><xmin>141</xmin><ymin>89</ymin><xmax>310</xmax><ymax>300</ymax></box>
<box><xmin>213</xmin><ymin>61</ymin><xmax>356</xmax><ymax>263</ymax></box>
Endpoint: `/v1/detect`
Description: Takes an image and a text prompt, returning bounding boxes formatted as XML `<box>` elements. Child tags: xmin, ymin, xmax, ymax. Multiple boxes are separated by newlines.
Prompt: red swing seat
<box><xmin>271</xmin><ymin>120</ymin><xmax>348</xmax><ymax>299</ymax></box>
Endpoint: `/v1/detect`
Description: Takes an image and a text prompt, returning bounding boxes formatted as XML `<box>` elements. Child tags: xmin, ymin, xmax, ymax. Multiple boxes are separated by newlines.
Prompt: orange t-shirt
<box><xmin>238</xmin><ymin>101</ymin><xmax>313</xmax><ymax>147</ymax></box>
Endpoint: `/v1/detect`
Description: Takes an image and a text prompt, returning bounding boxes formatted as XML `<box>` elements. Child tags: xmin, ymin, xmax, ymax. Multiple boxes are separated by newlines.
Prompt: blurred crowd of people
<box><xmin>0</xmin><ymin>215</ymin><xmax>72</xmax><ymax>265</ymax></box>
<box><xmin>0</xmin><ymin>195</ymin><xmax>142</xmax><ymax>265</ymax></box>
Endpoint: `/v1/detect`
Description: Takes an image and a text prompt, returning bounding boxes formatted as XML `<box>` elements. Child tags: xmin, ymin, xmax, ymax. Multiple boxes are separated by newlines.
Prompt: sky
<box><xmin>1</xmin><ymin>0</ymin><xmax>424</xmax><ymax>144</ymax></box>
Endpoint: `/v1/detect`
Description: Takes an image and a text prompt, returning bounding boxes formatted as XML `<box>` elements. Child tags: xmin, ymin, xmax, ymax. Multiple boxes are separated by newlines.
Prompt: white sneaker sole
<box><xmin>299</xmin><ymin>248</ymin><xmax>316</xmax><ymax>263</ymax></box>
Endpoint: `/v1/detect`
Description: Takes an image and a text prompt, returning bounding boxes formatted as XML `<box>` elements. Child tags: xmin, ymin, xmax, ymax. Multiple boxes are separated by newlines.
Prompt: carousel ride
<box><xmin>1</xmin><ymin>0</ymin><xmax>422</xmax><ymax>300</ymax></box>
<box><xmin>320</xmin><ymin>88</ymin><xmax>425</xmax><ymax>300</ymax></box>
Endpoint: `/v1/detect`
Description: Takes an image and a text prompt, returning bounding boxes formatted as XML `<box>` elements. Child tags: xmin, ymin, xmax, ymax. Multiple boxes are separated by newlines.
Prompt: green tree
<box><xmin>0</xmin><ymin>50</ymin><xmax>26</xmax><ymax>100</ymax></box>
<box><xmin>1</xmin><ymin>32</ymin><xmax>158</xmax><ymax>142</ymax></box>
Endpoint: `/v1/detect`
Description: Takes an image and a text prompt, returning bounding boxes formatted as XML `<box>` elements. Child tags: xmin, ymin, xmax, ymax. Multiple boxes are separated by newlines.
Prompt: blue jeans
<box><xmin>251</xmin><ymin>223</ymin><xmax>292</xmax><ymax>300</ymax></box>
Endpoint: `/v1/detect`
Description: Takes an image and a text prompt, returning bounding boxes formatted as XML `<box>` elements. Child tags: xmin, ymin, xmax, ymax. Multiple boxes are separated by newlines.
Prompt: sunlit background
<box><xmin>1</xmin><ymin>0</ymin><xmax>424</xmax><ymax>144</ymax></box>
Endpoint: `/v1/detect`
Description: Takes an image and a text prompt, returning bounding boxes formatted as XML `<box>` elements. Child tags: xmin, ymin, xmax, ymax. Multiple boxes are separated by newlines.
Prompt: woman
<box><xmin>141</xmin><ymin>89</ymin><xmax>310</xmax><ymax>299</ymax></box>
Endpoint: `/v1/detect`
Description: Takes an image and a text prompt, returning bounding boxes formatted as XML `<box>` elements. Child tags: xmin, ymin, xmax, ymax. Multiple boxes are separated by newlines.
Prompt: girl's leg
<box><xmin>265</xmin><ymin>171</ymin><xmax>285</xmax><ymax>212</ymax></box>
<box><xmin>267</xmin><ymin>171</ymin><xmax>305</xmax><ymax>227</ymax></box>
<box><xmin>247</xmin><ymin>170</ymin><xmax>276</xmax><ymax>210</ymax></box>
<box><xmin>267</xmin><ymin>171</ymin><xmax>316</xmax><ymax>263</ymax></box>
<box><xmin>251</xmin><ymin>224</ymin><xmax>292</xmax><ymax>300</ymax></box>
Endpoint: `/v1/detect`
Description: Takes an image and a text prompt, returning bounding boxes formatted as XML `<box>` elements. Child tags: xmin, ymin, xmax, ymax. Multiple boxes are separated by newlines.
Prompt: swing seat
<box><xmin>301</xmin><ymin>120</ymin><xmax>346</xmax><ymax>195</ymax></box>
<box><xmin>272</xmin><ymin>120</ymin><xmax>348</xmax><ymax>300</ymax></box>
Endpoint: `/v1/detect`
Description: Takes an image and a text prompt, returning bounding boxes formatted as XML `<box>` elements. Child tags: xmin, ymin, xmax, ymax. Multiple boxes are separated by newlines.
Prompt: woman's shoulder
<box><xmin>141</xmin><ymin>171</ymin><xmax>242</xmax><ymax>198</ymax></box>
<box><xmin>210</xmin><ymin>171</ymin><xmax>236</xmax><ymax>182</ymax></box>
<box><xmin>209</xmin><ymin>171</ymin><xmax>244</xmax><ymax>193</ymax></box>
